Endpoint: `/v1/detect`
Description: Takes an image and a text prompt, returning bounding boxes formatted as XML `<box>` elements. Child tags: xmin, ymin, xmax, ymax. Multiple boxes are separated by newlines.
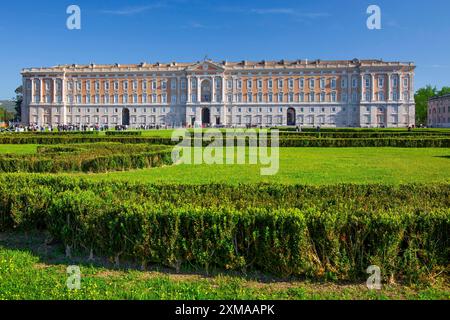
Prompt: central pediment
<box><xmin>186</xmin><ymin>60</ymin><xmax>225</xmax><ymax>73</ymax></box>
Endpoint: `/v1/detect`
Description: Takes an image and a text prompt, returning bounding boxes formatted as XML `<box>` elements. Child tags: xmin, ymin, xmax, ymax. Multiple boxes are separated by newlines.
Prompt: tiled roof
<box><xmin>21</xmin><ymin>59</ymin><xmax>415</xmax><ymax>73</ymax></box>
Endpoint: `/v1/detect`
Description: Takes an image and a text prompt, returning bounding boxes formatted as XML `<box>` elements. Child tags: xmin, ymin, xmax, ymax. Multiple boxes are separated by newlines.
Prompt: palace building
<box><xmin>428</xmin><ymin>94</ymin><xmax>450</xmax><ymax>128</ymax></box>
<box><xmin>21</xmin><ymin>58</ymin><xmax>416</xmax><ymax>128</ymax></box>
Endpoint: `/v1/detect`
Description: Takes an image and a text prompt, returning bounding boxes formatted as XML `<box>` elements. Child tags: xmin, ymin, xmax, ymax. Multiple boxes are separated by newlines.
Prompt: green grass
<box><xmin>0</xmin><ymin>232</ymin><xmax>448</xmax><ymax>300</ymax></box>
<box><xmin>0</xmin><ymin>144</ymin><xmax>37</xmax><ymax>154</ymax></box>
<box><xmin>67</xmin><ymin>147</ymin><xmax>450</xmax><ymax>185</ymax></box>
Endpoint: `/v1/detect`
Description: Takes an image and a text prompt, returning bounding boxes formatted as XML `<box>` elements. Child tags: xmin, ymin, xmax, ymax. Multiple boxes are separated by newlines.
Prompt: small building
<box><xmin>428</xmin><ymin>94</ymin><xmax>450</xmax><ymax>128</ymax></box>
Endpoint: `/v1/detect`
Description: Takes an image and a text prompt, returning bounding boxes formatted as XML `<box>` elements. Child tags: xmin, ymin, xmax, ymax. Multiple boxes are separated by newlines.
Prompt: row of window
<box><xmin>66</xmin><ymin>107</ymin><xmax>173</xmax><ymax>114</ymax></box>
<box><xmin>29</xmin><ymin>75</ymin><xmax>410</xmax><ymax>93</ymax></box>
<box><xmin>429</xmin><ymin>106</ymin><xmax>450</xmax><ymax>114</ymax></box>
<box><xmin>32</xmin><ymin>90</ymin><xmax>410</xmax><ymax>104</ymax></box>
<box><xmin>430</xmin><ymin>117</ymin><xmax>450</xmax><ymax>123</ymax></box>
<box><xmin>47</xmin><ymin>115</ymin><xmax>168</xmax><ymax>125</ymax></box>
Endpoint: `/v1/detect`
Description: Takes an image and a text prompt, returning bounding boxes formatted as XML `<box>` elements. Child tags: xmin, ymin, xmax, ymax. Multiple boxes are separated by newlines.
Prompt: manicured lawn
<box><xmin>0</xmin><ymin>232</ymin><xmax>448</xmax><ymax>300</ymax></box>
<box><xmin>0</xmin><ymin>144</ymin><xmax>37</xmax><ymax>154</ymax></box>
<box><xmin>74</xmin><ymin>147</ymin><xmax>450</xmax><ymax>185</ymax></box>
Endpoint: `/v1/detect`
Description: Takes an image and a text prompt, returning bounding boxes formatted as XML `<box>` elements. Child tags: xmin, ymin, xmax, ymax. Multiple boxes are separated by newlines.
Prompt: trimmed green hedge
<box><xmin>1</xmin><ymin>135</ymin><xmax>450</xmax><ymax>148</ymax></box>
<box><xmin>0</xmin><ymin>175</ymin><xmax>448</xmax><ymax>281</ymax></box>
<box><xmin>0</xmin><ymin>143</ymin><xmax>173</xmax><ymax>173</ymax></box>
<box><xmin>105</xmin><ymin>131</ymin><xmax>143</xmax><ymax>136</ymax></box>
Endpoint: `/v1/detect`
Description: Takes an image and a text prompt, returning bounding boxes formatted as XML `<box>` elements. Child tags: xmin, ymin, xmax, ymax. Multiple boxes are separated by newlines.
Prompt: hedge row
<box><xmin>0</xmin><ymin>143</ymin><xmax>173</xmax><ymax>173</ymax></box>
<box><xmin>279</xmin><ymin>131</ymin><xmax>450</xmax><ymax>138</ymax></box>
<box><xmin>0</xmin><ymin>176</ymin><xmax>447</xmax><ymax>281</ymax></box>
<box><xmin>105</xmin><ymin>131</ymin><xmax>143</xmax><ymax>136</ymax></box>
<box><xmin>1</xmin><ymin>135</ymin><xmax>450</xmax><ymax>148</ymax></box>
<box><xmin>274</xmin><ymin>127</ymin><xmax>450</xmax><ymax>133</ymax></box>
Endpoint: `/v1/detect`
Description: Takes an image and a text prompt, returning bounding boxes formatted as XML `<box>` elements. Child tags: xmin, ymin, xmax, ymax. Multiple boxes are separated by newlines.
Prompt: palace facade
<box><xmin>428</xmin><ymin>94</ymin><xmax>450</xmax><ymax>128</ymax></box>
<box><xmin>21</xmin><ymin>58</ymin><xmax>416</xmax><ymax>128</ymax></box>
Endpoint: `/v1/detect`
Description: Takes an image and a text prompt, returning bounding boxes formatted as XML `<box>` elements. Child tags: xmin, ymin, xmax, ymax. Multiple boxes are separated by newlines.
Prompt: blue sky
<box><xmin>0</xmin><ymin>0</ymin><xmax>449</xmax><ymax>99</ymax></box>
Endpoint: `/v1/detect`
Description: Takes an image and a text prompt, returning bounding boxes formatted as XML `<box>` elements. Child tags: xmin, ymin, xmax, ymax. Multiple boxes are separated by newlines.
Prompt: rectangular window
<box><xmin>331</xmin><ymin>78</ymin><xmax>336</xmax><ymax>89</ymax></box>
<box><xmin>278</xmin><ymin>79</ymin><xmax>283</xmax><ymax>89</ymax></box>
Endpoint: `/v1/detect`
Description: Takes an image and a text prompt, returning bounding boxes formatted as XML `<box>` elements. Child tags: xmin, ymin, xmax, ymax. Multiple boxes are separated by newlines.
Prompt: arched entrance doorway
<box><xmin>201</xmin><ymin>79</ymin><xmax>212</xmax><ymax>102</ymax></box>
<box><xmin>201</xmin><ymin>108</ymin><xmax>211</xmax><ymax>126</ymax></box>
<box><xmin>287</xmin><ymin>108</ymin><xmax>296</xmax><ymax>126</ymax></box>
<box><xmin>122</xmin><ymin>108</ymin><xmax>130</xmax><ymax>126</ymax></box>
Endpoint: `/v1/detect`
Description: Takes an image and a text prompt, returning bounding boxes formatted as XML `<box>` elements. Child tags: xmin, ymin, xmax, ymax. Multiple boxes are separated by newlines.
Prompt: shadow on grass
<box><xmin>0</xmin><ymin>230</ymin><xmax>356</xmax><ymax>286</ymax></box>
<box><xmin>434</xmin><ymin>155</ymin><xmax>450</xmax><ymax>159</ymax></box>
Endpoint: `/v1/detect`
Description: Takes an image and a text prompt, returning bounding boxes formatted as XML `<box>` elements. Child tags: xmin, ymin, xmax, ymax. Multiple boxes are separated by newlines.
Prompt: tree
<box><xmin>437</xmin><ymin>86</ymin><xmax>450</xmax><ymax>96</ymax></box>
<box><xmin>414</xmin><ymin>85</ymin><xmax>436</xmax><ymax>126</ymax></box>
<box><xmin>14</xmin><ymin>85</ymin><xmax>23</xmax><ymax>122</ymax></box>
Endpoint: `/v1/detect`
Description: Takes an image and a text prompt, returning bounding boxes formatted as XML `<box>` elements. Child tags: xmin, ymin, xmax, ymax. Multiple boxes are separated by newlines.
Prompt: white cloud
<box><xmin>251</xmin><ymin>8</ymin><xmax>296</xmax><ymax>15</ymax></box>
<box><xmin>219</xmin><ymin>6</ymin><xmax>330</xmax><ymax>19</ymax></box>
<box><xmin>101</xmin><ymin>3</ymin><xmax>166</xmax><ymax>15</ymax></box>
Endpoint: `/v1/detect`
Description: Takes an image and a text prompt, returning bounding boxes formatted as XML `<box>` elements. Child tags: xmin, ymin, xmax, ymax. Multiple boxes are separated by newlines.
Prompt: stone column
<box><xmin>61</xmin><ymin>74</ymin><xmax>67</xmax><ymax>125</ymax></box>
<box><xmin>387</xmin><ymin>73</ymin><xmax>392</xmax><ymax>102</ymax></box>
<box><xmin>347</xmin><ymin>73</ymin><xmax>352</xmax><ymax>126</ymax></box>
<box><xmin>53</xmin><ymin>78</ymin><xmax>57</xmax><ymax>104</ymax></box>
<box><xmin>197</xmin><ymin>77</ymin><xmax>201</xmax><ymax>103</ymax></box>
<box><xmin>40</xmin><ymin>79</ymin><xmax>44</xmax><ymax>103</ymax></box>
<box><xmin>31</xmin><ymin>78</ymin><xmax>35</xmax><ymax>103</ymax></box>
<box><xmin>187</xmin><ymin>76</ymin><xmax>192</xmax><ymax>103</ymax></box>
<box><xmin>371</xmin><ymin>73</ymin><xmax>375</xmax><ymax>102</ymax></box>
<box><xmin>221</xmin><ymin>76</ymin><xmax>226</xmax><ymax>103</ymax></box>
<box><xmin>360</xmin><ymin>74</ymin><xmax>365</xmax><ymax>102</ymax></box>
<box><xmin>37</xmin><ymin>104</ymin><xmax>43</xmax><ymax>126</ymax></box>
<box><xmin>212</xmin><ymin>77</ymin><xmax>216</xmax><ymax>102</ymax></box>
